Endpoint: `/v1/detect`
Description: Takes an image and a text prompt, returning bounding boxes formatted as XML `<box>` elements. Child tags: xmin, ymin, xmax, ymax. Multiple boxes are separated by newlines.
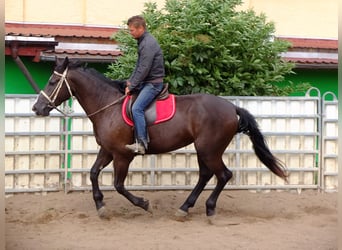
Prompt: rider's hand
<box><xmin>125</xmin><ymin>87</ymin><xmax>131</xmax><ymax>95</ymax></box>
<box><xmin>125</xmin><ymin>81</ymin><xmax>131</xmax><ymax>95</ymax></box>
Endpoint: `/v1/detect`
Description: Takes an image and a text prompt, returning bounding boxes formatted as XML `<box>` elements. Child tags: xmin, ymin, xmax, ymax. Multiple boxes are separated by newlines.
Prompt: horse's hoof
<box><xmin>174</xmin><ymin>209</ymin><xmax>188</xmax><ymax>222</ymax></box>
<box><xmin>207</xmin><ymin>214</ymin><xmax>216</xmax><ymax>225</ymax></box>
<box><xmin>146</xmin><ymin>204</ymin><xmax>153</xmax><ymax>214</ymax></box>
<box><xmin>98</xmin><ymin>206</ymin><xmax>110</xmax><ymax>220</ymax></box>
<box><xmin>142</xmin><ymin>200</ymin><xmax>150</xmax><ymax>212</ymax></box>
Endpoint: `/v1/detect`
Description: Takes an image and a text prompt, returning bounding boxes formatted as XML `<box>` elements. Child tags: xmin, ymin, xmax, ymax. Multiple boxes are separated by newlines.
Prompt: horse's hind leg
<box><xmin>90</xmin><ymin>147</ymin><xmax>113</xmax><ymax>217</ymax></box>
<box><xmin>206</xmin><ymin>164</ymin><xmax>232</xmax><ymax>218</ymax></box>
<box><xmin>175</xmin><ymin>157</ymin><xmax>214</xmax><ymax>220</ymax></box>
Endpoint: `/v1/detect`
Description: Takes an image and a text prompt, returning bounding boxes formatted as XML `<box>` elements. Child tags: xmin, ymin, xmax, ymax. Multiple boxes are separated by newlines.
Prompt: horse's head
<box><xmin>32</xmin><ymin>57</ymin><xmax>74</xmax><ymax>116</ymax></box>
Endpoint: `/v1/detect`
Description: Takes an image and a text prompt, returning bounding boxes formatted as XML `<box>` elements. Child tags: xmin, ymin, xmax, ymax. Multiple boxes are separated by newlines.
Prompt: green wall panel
<box><xmin>5</xmin><ymin>56</ymin><xmax>54</xmax><ymax>94</ymax></box>
<box><xmin>5</xmin><ymin>56</ymin><xmax>110</xmax><ymax>94</ymax></box>
<box><xmin>279</xmin><ymin>68</ymin><xmax>338</xmax><ymax>97</ymax></box>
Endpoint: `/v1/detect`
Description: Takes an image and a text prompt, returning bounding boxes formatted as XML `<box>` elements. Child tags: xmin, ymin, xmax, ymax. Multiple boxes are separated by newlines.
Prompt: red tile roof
<box><xmin>277</xmin><ymin>37</ymin><xmax>338</xmax><ymax>67</ymax></box>
<box><xmin>5</xmin><ymin>23</ymin><xmax>338</xmax><ymax>66</ymax></box>
<box><xmin>53</xmin><ymin>49</ymin><xmax>122</xmax><ymax>56</ymax></box>
<box><xmin>284</xmin><ymin>57</ymin><xmax>338</xmax><ymax>65</ymax></box>
<box><xmin>5</xmin><ymin>22</ymin><xmax>119</xmax><ymax>38</ymax></box>
<box><xmin>5</xmin><ymin>22</ymin><xmax>121</xmax><ymax>61</ymax></box>
<box><xmin>40</xmin><ymin>49</ymin><xmax>122</xmax><ymax>62</ymax></box>
<box><xmin>41</xmin><ymin>49</ymin><xmax>122</xmax><ymax>59</ymax></box>
<box><xmin>280</xmin><ymin>37</ymin><xmax>338</xmax><ymax>50</ymax></box>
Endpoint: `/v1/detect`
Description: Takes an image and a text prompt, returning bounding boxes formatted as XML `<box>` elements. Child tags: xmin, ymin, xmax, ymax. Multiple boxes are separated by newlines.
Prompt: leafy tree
<box><xmin>106</xmin><ymin>0</ymin><xmax>301</xmax><ymax>96</ymax></box>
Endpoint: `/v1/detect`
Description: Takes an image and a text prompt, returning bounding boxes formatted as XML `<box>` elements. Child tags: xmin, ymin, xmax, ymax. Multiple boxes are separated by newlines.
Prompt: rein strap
<box><xmin>87</xmin><ymin>95</ymin><xmax>126</xmax><ymax>117</ymax></box>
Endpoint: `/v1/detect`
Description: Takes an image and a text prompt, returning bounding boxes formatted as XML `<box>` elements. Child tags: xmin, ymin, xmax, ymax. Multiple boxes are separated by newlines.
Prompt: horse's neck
<box><xmin>71</xmin><ymin>72</ymin><xmax>123</xmax><ymax>117</ymax></box>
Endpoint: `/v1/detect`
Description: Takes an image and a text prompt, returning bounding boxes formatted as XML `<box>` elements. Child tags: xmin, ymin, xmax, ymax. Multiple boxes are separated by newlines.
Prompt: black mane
<box><xmin>67</xmin><ymin>60</ymin><xmax>126</xmax><ymax>94</ymax></box>
<box><xmin>85</xmin><ymin>67</ymin><xmax>126</xmax><ymax>94</ymax></box>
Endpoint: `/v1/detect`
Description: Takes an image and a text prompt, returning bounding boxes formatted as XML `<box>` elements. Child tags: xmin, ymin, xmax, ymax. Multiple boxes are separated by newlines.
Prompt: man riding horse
<box><xmin>124</xmin><ymin>15</ymin><xmax>165</xmax><ymax>155</ymax></box>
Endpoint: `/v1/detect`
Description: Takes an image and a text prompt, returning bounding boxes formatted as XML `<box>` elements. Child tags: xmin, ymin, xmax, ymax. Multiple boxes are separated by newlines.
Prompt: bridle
<box><xmin>40</xmin><ymin>68</ymin><xmax>74</xmax><ymax>116</ymax></box>
<box><xmin>39</xmin><ymin>67</ymin><xmax>126</xmax><ymax>117</ymax></box>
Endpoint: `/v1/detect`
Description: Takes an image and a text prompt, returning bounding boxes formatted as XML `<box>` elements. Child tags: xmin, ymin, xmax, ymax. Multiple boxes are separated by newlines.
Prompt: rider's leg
<box><xmin>126</xmin><ymin>82</ymin><xmax>163</xmax><ymax>154</ymax></box>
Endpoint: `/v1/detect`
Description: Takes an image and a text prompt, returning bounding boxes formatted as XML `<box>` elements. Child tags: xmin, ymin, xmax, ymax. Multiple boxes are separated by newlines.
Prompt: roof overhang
<box><xmin>40</xmin><ymin>51</ymin><xmax>122</xmax><ymax>63</ymax></box>
<box><xmin>5</xmin><ymin>35</ymin><xmax>56</xmax><ymax>43</ymax></box>
<box><xmin>5</xmin><ymin>22</ymin><xmax>121</xmax><ymax>63</ymax></box>
<box><xmin>281</xmin><ymin>51</ymin><xmax>338</xmax><ymax>69</ymax></box>
<box><xmin>279</xmin><ymin>37</ymin><xmax>338</xmax><ymax>69</ymax></box>
<box><xmin>5</xmin><ymin>35</ymin><xmax>58</xmax><ymax>62</ymax></box>
<box><xmin>39</xmin><ymin>42</ymin><xmax>122</xmax><ymax>62</ymax></box>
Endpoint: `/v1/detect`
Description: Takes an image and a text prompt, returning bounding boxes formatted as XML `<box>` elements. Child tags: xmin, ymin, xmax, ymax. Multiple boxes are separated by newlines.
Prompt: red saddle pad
<box><xmin>122</xmin><ymin>94</ymin><xmax>176</xmax><ymax>126</ymax></box>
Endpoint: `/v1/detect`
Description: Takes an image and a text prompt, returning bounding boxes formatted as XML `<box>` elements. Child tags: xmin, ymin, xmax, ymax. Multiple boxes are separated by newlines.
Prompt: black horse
<box><xmin>32</xmin><ymin>58</ymin><xmax>287</xmax><ymax>221</ymax></box>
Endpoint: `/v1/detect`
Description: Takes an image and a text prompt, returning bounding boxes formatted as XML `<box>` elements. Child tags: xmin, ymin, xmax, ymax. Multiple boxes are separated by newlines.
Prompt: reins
<box><xmin>87</xmin><ymin>95</ymin><xmax>126</xmax><ymax>117</ymax></box>
<box><xmin>40</xmin><ymin>67</ymin><xmax>126</xmax><ymax>117</ymax></box>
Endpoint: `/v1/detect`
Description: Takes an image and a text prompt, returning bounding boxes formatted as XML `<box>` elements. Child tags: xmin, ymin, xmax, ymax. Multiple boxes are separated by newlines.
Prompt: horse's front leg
<box><xmin>113</xmin><ymin>155</ymin><xmax>150</xmax><ymax>212</ymax></box>
<box><xmin>90</xmin><ymin>147</ymin><xmax>113</xmax><ymax>218</ymax></box>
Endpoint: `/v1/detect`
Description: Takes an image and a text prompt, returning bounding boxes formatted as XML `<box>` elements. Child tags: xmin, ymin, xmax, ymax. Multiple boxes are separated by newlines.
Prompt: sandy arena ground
<box><xmin>5</xmin><ymin>189</ymin><xmax>337</xmax><ymax>250</ymax></box>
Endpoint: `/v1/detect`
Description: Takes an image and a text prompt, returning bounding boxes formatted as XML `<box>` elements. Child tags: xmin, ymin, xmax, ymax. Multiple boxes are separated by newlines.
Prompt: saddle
<box><xmin>122</xmin><ymin>84</ymin><xmax>176</xmax><ymax>127</ymax></box>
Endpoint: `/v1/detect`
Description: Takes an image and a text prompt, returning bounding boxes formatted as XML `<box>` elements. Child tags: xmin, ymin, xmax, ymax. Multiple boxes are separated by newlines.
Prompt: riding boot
<box><xmin>139</xmin><ymin>138</ymin><xmax>148</xmax><ymax>150</ymax></box>
<box><xmin>125</xmin><ymin>138</ymin><xmax>147</xmax><ymax>155</ymax></box>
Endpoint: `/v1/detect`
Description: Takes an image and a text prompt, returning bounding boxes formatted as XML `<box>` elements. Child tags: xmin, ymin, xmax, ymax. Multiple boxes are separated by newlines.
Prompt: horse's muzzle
<box><xmin>32</xmin><ymin>103</ymin><xmax>52</xmax><ymax>116</ymax></box>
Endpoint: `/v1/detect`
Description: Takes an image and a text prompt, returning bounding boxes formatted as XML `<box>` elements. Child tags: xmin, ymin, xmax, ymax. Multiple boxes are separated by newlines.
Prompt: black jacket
<box><xmin>128</xmin><ymin>31</ymin><xmax>165</xmax><ymax>91</ymax></box>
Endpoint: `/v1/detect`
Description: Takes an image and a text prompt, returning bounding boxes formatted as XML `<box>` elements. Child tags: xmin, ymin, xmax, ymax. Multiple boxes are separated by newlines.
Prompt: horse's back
<box><xmin>175</xmin><ymin>93</ymin><xmax>237</xmax><ymax>119</ymax></box>
<box><xmin>147</xmin><ymin>93</ymin><xmax>238</xmax><ymax>154</ymax></box>
<box><xmin>170</xmin><ymin>93</ymin><xmax>239</xmax><ymax>134</ymax></box>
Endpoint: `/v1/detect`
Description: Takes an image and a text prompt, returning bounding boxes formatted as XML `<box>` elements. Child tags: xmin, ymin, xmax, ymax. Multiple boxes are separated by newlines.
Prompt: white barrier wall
<box><xmin>4</xmin><ymin>92</ymin><xmax>338</xmax><ymax>193</ymax></box>
<box><xmin>5</xmin><ymin>96</ymin><xmax>63</xmax><ymax>192</ymax></box>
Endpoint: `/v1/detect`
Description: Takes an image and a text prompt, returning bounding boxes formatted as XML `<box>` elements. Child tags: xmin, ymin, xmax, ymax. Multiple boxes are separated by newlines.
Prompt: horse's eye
<box><xmin>48</xmin><ymin>76</ymin><xmax>58</xmax><ymax>85</ymax></box>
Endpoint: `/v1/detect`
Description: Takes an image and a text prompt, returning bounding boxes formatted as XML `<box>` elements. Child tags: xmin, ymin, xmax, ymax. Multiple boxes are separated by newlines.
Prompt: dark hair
<box><xmin>127</xmin><ymin>15</ymin><xmax>146</xmax><ymax>29</ymax></box>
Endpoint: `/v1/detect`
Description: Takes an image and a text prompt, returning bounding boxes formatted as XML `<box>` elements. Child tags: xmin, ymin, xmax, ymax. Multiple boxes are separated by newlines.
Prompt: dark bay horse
<box><xmin>32</xmin><ymin>57</ymin><xmax>288</xmax><ymax>220</ymax></box>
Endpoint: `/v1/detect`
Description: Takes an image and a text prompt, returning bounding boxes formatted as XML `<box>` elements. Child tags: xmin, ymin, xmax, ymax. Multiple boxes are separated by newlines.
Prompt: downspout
<box><xmin>10</xmin><ymin>41</ymin><xmax>40</xmax><ymax>94</ymax></box>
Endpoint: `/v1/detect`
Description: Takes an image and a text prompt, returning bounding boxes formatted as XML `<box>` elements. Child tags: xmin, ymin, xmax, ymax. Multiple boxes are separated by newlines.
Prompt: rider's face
<box><xmin>128</xmin><ymin>25</ymin><xmax>145</xmax><ymax>40</ymax></box>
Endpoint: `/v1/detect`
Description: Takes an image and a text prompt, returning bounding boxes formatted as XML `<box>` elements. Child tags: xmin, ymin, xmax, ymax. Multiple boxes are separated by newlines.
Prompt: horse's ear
<box><xmin>62</xmin><ymin>57</ymin><xmax>69</xmax><ymax>68</ymax></box>
<box><xmin>53</xmin><ymin>57</ymin><xmax>70</xmax><ymax>73</ymax></box>
<box><xmin>56</xmin><ymin>57</ymin><xmax>69</xmax><ymax>68</ymax></box>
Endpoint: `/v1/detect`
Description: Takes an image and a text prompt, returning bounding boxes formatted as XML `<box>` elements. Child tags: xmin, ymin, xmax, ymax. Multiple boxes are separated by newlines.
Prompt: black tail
<box><xmin>236</xmin><ymin>106</ymin><xmax>288</xmax><ymax>181</ymax></box>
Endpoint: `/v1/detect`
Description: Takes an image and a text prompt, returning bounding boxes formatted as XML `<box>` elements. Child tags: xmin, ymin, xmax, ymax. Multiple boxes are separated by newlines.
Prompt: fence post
<box><xmin>321</xmin><ymin>91</ymin><xmax>338</xmax><ymax>191</ymax></box>
<box><xmin>305</xmin><ymin>87</ymin><xmax>322</xmax><ymax>191</ymax></box>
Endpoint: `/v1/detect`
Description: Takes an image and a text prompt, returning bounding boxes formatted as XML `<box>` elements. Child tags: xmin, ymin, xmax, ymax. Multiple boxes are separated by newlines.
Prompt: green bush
<box><xmin>106</xmin><ymin>0</ymin><xmax>299</xmax><ymax>96</ymax></box>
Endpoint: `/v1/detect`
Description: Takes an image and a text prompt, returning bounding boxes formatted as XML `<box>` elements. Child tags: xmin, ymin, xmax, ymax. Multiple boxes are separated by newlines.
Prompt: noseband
<box><xmin>40</xmin><ymin>68</ymin><xmax>73</xmax><ymax>115</ymax></box>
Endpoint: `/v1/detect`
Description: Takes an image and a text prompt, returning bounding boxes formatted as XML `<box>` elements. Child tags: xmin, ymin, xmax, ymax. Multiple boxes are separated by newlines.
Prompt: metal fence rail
<box><xmin>320</xmin><ymin>91</ymin><xmax>338</xmax><ymax>191</ymax></box>
<box><xmin>4</xmin><ymin>90</ymin><xmax>338</xmax><ymax>193</ymax></box>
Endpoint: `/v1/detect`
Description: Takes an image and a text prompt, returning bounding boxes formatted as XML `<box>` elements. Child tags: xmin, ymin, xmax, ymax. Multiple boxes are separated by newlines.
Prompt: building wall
<box><xmin>5</xmin><ymin>0</ymin><xmax>338</xmax><ymax>38</ymax></box>
<box><xmin>5</xmin><ymin>0</ymin><xmax>165</xmax><ymax>27</ymax></box>
<box><xmin>239</xmin><ymin>0</ymin><xmax>337</xmax><ymax>38</ymax></box>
